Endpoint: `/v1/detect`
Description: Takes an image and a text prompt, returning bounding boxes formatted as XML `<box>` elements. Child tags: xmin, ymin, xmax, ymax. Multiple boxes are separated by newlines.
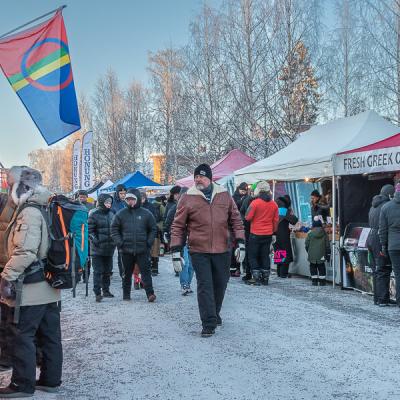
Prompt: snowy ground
<box><xmin>1</xmin><ymin>256</ymin><xmax>400</xmax><ymax>400</ymax></box>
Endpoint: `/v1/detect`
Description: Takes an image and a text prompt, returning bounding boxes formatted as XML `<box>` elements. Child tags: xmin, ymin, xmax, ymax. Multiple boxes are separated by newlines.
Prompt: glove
<box><xmin>163</xmin><ymin>232</ymin><xmax>169</xmax><ymax>244</ymax></box>
<box><xmin>172</xmin><ymin>251</ymin><xmax>183</xmax><ymax>273</ymax></box>
<box><xmin>0</xmin><ymin>278</ymin><xmax>15</xmax><ymax>300</ymax></box>
<box><xmin>381</xmin><ymin>246</ymin><xmax>389</xmax><ymax>258</ymax></box>
<box><xmin>235</xmin><ymin>242</ymin><xmax>246</xmax><ymax>263</ymax></box>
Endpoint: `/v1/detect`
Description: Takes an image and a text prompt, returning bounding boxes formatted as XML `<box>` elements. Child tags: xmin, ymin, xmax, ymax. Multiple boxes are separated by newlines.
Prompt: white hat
<box><xmin>125</xmin><ymin>193</ymin><xmax>137</xmax><ymax>200</ymax></box>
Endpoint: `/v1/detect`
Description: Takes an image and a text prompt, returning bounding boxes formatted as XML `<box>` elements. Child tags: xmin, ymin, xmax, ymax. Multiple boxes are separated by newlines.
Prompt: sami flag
<box><xmin>0</xmin><ymin>11</ymin><xmax>80</xmax><ymax>145</ymax></box>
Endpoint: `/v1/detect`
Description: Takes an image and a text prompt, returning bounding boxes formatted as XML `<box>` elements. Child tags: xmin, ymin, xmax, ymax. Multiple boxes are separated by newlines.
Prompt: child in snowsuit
<box><xmin>305</xmin><ymin>219</ymin><xmax>330</xmax><ymax>286</ymax></box>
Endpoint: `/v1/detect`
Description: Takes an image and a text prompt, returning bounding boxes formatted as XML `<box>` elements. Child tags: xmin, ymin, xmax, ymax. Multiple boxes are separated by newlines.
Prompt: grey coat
<box><xmin>1</xmin><ymin>187</ymin><xmax>61</xmax><ymax>307</ymax></box>
<box><xmin>379</xmin><ymin>193</ymin><xmax>400</xmax><ymax>251</ymax></box>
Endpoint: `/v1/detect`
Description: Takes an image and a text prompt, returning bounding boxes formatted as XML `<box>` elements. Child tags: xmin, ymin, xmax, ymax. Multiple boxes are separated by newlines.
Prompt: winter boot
<box><xmin>242</xmin><ymin>273</ymin><xmax>252</xmax><ymax>282</ymax></box>
<box><xmin>151</xmin><ymin>257</ymin><xmax>159</xmax><ymax>276</ymax></box>
<box><xmin>0</xmin><ymin>384</ymin><xmax>33</xmax><ymax>398</ymax></box>
<box><xmin>95</xmin><ymin>295</ymin><xmax>102</xmax><ymax>302</ymax></box>
<box><xmin>245</xmin><ymin>270</ymin><xmax>261</xmax><ymax>286</ymax></box>
<box><xmin>147</xmin><ymin>293</ymin><xmax>156</xmax><ymax>303</ymax></box>
<box><xmin>260</xmin><ymin>269</ymin><xmax>270</xmax><ymax>285</ymax></box>
<box><xmin>102</xmin><ymin>290</ymin><xmax>114</xmax><ymax>298</ymax></box>
<box><xmin>201</xmin><ymin>327</ymin><xmax>215</xmax><ymax>337</ymax></box>
<box><xmin>319</xmin><ymin>278</ymin><xmax>326</xmax><ymax>286</ymax></box>
<box><xmin>311</xmin><ymin>278</ymin><xmax>318</xmax><ymax>286</ymax></box>
<box><xmin>35</xmin><ymin>381</ymin><xmax>60</xmax><ymax>393</ymax></box>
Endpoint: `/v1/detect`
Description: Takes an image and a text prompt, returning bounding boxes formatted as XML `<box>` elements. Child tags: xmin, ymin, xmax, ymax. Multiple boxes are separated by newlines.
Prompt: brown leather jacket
<box><xmin>171</xmin><ymin>184</ymin><xmax>245</xmax><ymax>254</ymax></box>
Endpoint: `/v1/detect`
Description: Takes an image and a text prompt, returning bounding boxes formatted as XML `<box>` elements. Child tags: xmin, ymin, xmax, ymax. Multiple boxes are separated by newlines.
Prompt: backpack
<box><xmin>18</xmin><ymin>195</ymin><xmax>89</xmax><ymax>292</ymax></box>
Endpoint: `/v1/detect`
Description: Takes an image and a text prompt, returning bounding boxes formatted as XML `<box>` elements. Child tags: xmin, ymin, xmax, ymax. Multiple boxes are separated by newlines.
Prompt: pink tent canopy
<box><xmin>176</xmin><ymin>149</ymin><xmax>256</xmax><ymax>187</ymax></box>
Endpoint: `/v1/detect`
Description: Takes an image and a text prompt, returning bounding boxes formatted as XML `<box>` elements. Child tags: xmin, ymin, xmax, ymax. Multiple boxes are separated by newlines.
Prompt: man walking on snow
<box><xmin>171</xmin><ymin>164</ymin><xmax>245</xmax><ymax>337</ymax></box>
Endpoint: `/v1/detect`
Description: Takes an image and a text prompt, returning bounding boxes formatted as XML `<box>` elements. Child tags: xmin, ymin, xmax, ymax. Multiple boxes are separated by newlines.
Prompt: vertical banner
<box><xmin>72</xmin><ymin>139</ymin><xmax>81</xmax><ymax>192</ymax></box>
<box><xmin>81</xmin><ymin>131</ymin><xmax>94</xmax><ymax>190</ymax></box>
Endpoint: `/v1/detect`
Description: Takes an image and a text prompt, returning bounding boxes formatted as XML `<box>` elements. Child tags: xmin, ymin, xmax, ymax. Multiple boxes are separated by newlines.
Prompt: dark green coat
<box><xmin>305</xmin><ymin>227</ymin><xmax>330</xmax><ymax>264</ymax></box>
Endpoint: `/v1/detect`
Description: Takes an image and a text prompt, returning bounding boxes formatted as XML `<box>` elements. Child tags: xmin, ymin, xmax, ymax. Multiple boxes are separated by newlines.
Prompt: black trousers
<box><xmin>248</xmin><ymin>234</ymin><xmax>272</xmax><ymax>272</ymax></box>
<box><xmin>191</xmin><ymin>252</ymin><xmax>230</xmax><ymax>329</ymax></box>
<box><xmin>121</xmin><ymin>252</ymin><xmax>154</xmax><ymax>297</ymax></box>
<box><xmin>117</xmin><ymin>251</ymin><xmax>124</xmax><ymax>278</ymax></box>
<box><xmin>0</xmin><ymin>303</ymin><xmax>13</xmax><ymax>367</ymax></box>
<box><xmin>9</xmin><ymin>302</ymin><xmax>62</xmax><ymax>393</ymax></box>
<box><xmin>92</xmin><ymin>255</ymin><xmax>113</xmax><ymax>295</ymax></box>
<box><xmin>373</xmin><ymin>252</ymin><xmax>392</xmax><ymax>304</ymax></box>
<box><xmin>388</xmin><ymin>250</ymin><xmax>400</xmax><ymax>305</ymax></box>
<box><xmin>310</xmin><ymin>263</ymin><xmax>326</xmax><ymax>279</ymax></box>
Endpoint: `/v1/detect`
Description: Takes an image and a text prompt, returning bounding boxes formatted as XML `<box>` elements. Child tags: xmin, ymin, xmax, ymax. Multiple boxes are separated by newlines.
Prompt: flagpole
<box><xmin>0</xmin><ymin>5</ymin><xmax>67</xmax><ymax>40</ymax></box>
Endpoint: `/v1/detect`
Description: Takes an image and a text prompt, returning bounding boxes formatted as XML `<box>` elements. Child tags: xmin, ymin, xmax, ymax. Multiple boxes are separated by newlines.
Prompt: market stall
<box><xmin>235</xmin><ymin>110</ymin><xmax>400</xmax><ymax>286</ymax></box>
<box><xmin>101</xmin><ymin>171</ymin><xmax>160</xmax><ymax>193</ymax></box>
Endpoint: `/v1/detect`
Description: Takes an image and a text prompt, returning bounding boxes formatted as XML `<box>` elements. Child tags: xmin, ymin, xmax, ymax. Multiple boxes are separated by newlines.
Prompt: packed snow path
<box><xmin>1</xmin><ymin>256</ymin><xmax>400</xmax><ymax>400</ymax></box>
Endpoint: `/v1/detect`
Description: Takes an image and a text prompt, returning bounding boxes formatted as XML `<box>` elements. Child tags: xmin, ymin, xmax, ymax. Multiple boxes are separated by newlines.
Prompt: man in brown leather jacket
<box><xmin>171</xmin><ymin>164</ymin><xmax>245</xmax><ymax>337</ymax></box>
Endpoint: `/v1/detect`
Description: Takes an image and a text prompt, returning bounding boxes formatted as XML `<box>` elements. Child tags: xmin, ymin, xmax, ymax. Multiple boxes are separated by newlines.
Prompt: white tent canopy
<box><xmin>235</xmin><ymin>111</ymin><xmax>400</xmax><ymax>182</ymax></box>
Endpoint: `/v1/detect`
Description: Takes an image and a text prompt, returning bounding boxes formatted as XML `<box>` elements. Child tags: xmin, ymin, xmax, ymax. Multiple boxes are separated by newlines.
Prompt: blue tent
<box><xmin>105</xmin><ymin>171</ymin><xmax>160</xmax><ymax>192</ymax></box>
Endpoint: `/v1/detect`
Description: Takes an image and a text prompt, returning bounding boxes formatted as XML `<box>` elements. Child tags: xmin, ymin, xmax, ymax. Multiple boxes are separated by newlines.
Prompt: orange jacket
<box><xmin>245</xmin><ymin>196</ymin><xmax>279</xmax><ymax>235</ymax></box>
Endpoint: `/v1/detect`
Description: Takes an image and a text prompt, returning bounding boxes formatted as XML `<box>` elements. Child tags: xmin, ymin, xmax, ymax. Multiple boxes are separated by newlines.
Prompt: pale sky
<box><xmin>0</xmin><ymin>0</ymin><xmax>220</xmax><ymax>167</ymax></box>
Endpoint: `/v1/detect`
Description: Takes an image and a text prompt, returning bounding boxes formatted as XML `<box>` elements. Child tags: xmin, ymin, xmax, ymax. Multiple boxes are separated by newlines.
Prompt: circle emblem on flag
<box><xmin>20</xmin><ymin>38</ymin><xmax>73</xmax><ymax>92</ymax></box>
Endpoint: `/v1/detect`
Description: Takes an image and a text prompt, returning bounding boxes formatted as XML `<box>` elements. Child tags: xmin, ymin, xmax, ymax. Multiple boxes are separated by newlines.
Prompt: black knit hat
<box><xmin>170</xmin><ymin>185</ymin><xmax>181</xmax><ymax>195</ymax></box>
<box><xmin>238</xmin><ymin>182</ymin><xmax>248</xmax><ymax>191</ymax></box>
<box><xmin>311</xmin><ymin>190</ymin><xmax>321</xmax><ymax>198</ymax></box>
<box><xmin>194</xmin><ymin>163</ymin><xmax>212</xmax><ymax>181</ymax></box>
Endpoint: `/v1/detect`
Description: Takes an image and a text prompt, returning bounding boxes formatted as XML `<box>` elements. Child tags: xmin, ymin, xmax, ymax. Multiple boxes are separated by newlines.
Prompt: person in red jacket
<box><xmin>245</xmin><ymin>181</ymin><xmax>279</xmax><ymax>285</ymax></box>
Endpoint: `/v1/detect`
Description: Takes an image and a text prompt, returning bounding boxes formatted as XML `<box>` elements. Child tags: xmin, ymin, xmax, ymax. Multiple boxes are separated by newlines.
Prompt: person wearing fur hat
<box><xmin>88</xmin><ymin>193</ymin><xmax>116</xmax><ymax>302</ymax></box>
<box><xmin>111</xmin><ymin>189</ymin><xmax>157</xmax><ymax>302</ymax></box>
<box><xmin>171</xmin><ymin>163</ymin><xmax>245</xmax><ymax>337</ymax></box>
<box><xmin>305</xmin><ymin>219</ymin><xmax>330</xmax><ymax>285</ymax></box>
<box><xmin>245</xmin><ymin>181</ymin><xmax>279</xmax><ymax>285</ymax></box>
<box><xmin>0</xmin><ymin>167</ymin><xmax>62</xmax><ymax>397</ymax></box>
<box><xmin>368</xmin><ymin>184</ymin><xmax>395</xmax><ymax>305</ymax></box>
<box><xmin>0</xmin><ymin>193</ymin><xmax>16</xmax><ymax>372</ymax></box>
<box><xmin>379</xmin><ymin>183</ymin><xmax>400</xmax><ymax>306</ymax></box>
<box><xmin>274</xmin><ymin>195</ymin><xmax>298</xmax><ymax>278</ymax></box>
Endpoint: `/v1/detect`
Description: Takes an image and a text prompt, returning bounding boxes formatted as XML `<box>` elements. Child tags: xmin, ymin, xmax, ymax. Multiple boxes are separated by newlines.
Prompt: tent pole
<box><xmin>332</xmin><ymin>175</ymin><xmax>336</xmax><ymax>288</ymax></box>
<box><xmin>272</xmin><ymin>180</ymin><xmax>276</xmax><ymax>200</ymax></box>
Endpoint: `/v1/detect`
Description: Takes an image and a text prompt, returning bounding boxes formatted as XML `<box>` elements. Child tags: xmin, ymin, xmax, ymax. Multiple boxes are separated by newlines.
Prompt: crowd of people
<box><xmin>0</xmin><ymin>162</ymin><xmax>398</xmax><ymax>397</ymax></box>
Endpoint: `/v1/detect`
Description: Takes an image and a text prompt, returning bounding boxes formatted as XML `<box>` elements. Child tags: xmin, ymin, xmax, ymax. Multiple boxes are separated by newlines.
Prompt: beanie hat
<box><xmin>396</xmin><ymin>183</ymin><xmax>400</xmax><ymax>193</ymax></box>
<box><xmin>254</xmin><ymin>181</ymin><xmax>271</xmax><ymax>197</ymax></box>
<box><xmin>238</xmin><ymin>182</ymin><xmax>248</xmax><ymax>191</ymax></box>
<box><xmin>77</xmin><ymin>190</ymin><xmax>88</xmax><ymax>197</ymax></box>
<box><xmin>311</xmin><ymin>190</ymin><xmax>321</xmax><ymax>198</ymax></box>
<box><xmin>312</xmin><ymin>219</ymin><xmax>323</xmax><ymax>228</ymax></box>
<box><xmin>194</xmin><ymin>163</ymin><xmax>212</xmax><ymax>181</ymax></box>
<box><xmin>381</xmin><ymin>184</ymin><xmax>395</xmax><ymax>197</ymax></box>
<box><xmin>251</xmin><ymin>182</ymin><xmax>259</xmax><ymax>192</ymax></box>
<box><xmin>115</xmin><ymin>184</ymin><xmax>126</xmax><ymax>193</ymax></box>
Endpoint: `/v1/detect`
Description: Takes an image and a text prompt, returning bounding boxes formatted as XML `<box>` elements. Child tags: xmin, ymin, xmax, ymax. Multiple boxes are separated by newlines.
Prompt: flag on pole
<box><xmin>0</xmin><ymin>10</ymin><xmax>80</xmax><ymax>145</ymax></box>
<box><xmin>81</xmin><ymin>131</ymin><xmax>94</xmax><ymax>190</ymax></box>
<box><xmin>72</xmin><ymin>139</ymin><xmax>81</xmax><ymax>192</ymax></box>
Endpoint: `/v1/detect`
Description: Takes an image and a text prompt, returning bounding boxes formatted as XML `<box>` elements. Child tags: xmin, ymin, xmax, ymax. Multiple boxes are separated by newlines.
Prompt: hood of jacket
<box><xmin>20</xmin><ymin>185</ymin><xmax>51</xmax><ymax>207</ymax></box>
<box><xmin>98</xmin><ymin>193</ymin><xmax>113</xmax><ymax>210</ymax></box>
<box><xmin>394</xmin><ymin>192</ymin><xmax>400</xmax><ymax>204</ymax></box>
<box><xmin>372</xmin><ymin>194</ymin><xmax>389</xmax><ymax>208</ymax></box>
<box><xmin>127</xmin><ymin>188</ymin><xmax>142</xmax><ymax>209</ymax></box>
<box><xmin>259</xmin><ymin>192</ymin><xmax>272</xmax><ymax>202</ymax></box>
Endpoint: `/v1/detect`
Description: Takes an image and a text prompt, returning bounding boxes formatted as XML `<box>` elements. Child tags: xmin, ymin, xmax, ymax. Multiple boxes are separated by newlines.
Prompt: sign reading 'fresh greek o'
<box><xmin>334</xmin><ymin>146</ymin><xmax>400</xmax><ymax>175</ymax></box>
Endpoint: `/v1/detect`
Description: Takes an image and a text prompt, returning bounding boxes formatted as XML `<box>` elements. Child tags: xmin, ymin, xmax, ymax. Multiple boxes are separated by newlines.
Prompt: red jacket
<box><xmin>170</xmin><ymin>184</ymin><xmax>245</xmax><ymax>253</ymax></box>
<box><xmin>245</xmin><ymin>195</ymin><xmax>279</xmax><ymax>235</ymax></box>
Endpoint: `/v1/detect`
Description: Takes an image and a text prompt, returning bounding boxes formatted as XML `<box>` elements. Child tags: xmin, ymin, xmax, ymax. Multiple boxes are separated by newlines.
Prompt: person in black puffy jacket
<box><xmin>88</xmin><ymin>193</ymin><xmax>116</xmax><ymax>302</ymax></box>
<box><xmin>111</xmin><ymin>188</ymin><xmax>157</xmax><ymax>302</ymax></box>
<box><xmin>369</xmin><ymin>184</ymin><xmax>394</xmax><ymax>305</ymax></box>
